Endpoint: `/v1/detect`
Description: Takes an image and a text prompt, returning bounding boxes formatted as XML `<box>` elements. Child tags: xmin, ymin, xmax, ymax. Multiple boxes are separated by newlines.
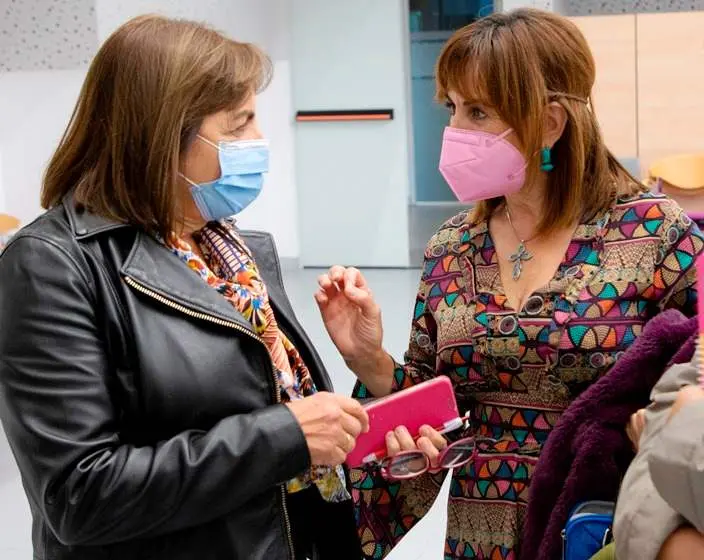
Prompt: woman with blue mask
<box><xmin>0</xmin><ymin>15</ymin><xmax>365</xmax><ymax>560</ymax></box>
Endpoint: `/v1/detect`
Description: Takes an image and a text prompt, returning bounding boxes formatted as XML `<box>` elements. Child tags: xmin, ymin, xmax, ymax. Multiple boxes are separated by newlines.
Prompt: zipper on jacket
<box><xmin>123</xmin><ymin>275</ymin><xmax>296</xmax><ymax>559</ymax></box>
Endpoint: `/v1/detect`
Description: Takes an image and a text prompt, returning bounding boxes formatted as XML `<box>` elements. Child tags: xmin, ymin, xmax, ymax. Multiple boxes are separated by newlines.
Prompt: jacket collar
<box><xmin>63</xmin><ymin>194</ymin><xmax>130</xmax><ymax>239</ymax></box>
<box><xmin>121</xmin><ymin>232</ymin><xmax>256</xmax><ymax>332</ymax></box>
<box><xmin>63</xmin><ymin>196</ymin><xmax>301</xmax><ymax>336</ymax></box>
<box><xmin>63</xmin><ymin>195</ymin><xmax>253</xmax><ymax>331</ymax></box>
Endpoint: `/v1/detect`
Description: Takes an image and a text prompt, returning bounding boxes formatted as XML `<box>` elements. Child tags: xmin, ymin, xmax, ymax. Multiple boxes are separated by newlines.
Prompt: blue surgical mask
<box><xmin>181</xmin><ymin>135</ymin><xmax>269</xmax><ymax>221</ymax></box>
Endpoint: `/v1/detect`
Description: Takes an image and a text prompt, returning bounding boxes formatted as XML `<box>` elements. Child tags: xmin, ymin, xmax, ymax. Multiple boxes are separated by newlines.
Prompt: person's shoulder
<box><xmin>424</xmin><ymin>208</ymin><xmax>474</xmax><ymax>258</ymax></box>
<box><xmin>611</xmin><ymin>191</ymin><xmax>694</xmax><ymax>238</ymax></box>
<box><xmin>0</xmin><ymin>205</ymin><xmax>101</xmax><ymax>286</ymax></box>
<box><xmin>2</xmin><ymin>205</ymin><xmax>74</xmax><ymax>256</ymax></box>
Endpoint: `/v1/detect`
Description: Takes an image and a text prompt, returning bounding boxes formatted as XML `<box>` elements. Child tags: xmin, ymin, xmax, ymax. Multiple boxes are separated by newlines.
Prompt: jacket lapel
<box><xmin>121</xmin><ymin>231</ymin><xmax>255</xmax><ymax>333</ymax></box>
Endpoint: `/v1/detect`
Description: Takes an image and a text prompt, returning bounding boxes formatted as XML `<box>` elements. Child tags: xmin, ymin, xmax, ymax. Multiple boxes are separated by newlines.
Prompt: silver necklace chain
<box><xmin>505</xmin><ymin>206</ymin><xmax>534</xmax><ymax>281</ymax></box>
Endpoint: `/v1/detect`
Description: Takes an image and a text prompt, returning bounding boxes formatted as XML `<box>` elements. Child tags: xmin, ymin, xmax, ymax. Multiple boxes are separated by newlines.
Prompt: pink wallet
<box><xmin>346</xmin><ymin>376</ymin><xmax>462</xmax><ymax>468</ymax></box>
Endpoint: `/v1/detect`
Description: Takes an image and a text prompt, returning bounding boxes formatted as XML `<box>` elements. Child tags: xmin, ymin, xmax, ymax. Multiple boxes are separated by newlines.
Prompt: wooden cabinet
<box><xmin>570</xmin><ymin>12</ymin><xmax>704</xmax><ymax>176</ymax></box>
<box><xmin>570</xmin><ymin>15</ymin><xmax>638</xmax><ymax>160</ymax></box>
<box><xmin>636</xmin><ymin>12</ymin><xmax>704</xmax><ymax>173</ymax></box>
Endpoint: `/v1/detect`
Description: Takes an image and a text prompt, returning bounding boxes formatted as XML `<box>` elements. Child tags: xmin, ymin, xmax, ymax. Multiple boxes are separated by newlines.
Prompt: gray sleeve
<box><xmin>649</xmin><ymin>401</ymin><xmax>704</xmax><ymax>533</ymax></box>
<box><xmin>614</xmin><ymin>361</ymin><xmax>698</xmax><ymax>560</ymax></box>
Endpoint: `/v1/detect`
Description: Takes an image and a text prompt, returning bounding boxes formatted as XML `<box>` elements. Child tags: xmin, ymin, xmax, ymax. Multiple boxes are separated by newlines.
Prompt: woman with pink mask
<box><xmin>315</xmin><ymin>9</ymin><xmax>704</xmax><ymax>560</ymax></box>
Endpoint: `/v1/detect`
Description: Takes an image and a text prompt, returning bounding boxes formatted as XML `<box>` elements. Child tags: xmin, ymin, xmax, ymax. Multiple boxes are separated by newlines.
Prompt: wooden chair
<box><xmin>648</xmin><ymin>153</ymin><xmax>704</xmax><ymax>217</ymax></box>
<box><xmin>0</xmin><ymin>213</ymin><xmax>19</xmax><ymax>236</ymax></box>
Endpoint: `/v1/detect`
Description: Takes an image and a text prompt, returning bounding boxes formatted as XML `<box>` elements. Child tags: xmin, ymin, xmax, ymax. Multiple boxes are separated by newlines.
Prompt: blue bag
<box><xmin>562</xmin><ymin>501</ymin><xmax>614</xmax><ymax>560</ymax></box>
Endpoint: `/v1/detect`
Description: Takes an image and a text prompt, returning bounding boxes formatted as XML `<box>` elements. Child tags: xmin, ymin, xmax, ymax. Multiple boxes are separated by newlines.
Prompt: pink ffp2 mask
<box><xmin>438</xmin><ymin>126</ymin><xmax>528</xmax><ymax>203</ymax></box>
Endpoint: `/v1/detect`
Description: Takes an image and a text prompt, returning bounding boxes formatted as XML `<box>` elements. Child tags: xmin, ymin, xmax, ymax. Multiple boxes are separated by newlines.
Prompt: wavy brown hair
<box><xmin>436</xmin><ymin>8</ymin><xmax>644</xmax><ymax>234</ymax></box>
<box><xmin>41</xmin><ymin>15</ymin><xmax>271</xmax><ymax>239</ymax></box>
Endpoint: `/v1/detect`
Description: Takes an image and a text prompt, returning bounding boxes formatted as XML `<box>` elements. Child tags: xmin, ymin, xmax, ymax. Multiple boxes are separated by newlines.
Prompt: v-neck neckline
<box><xmin>466</xmin><ymin>209</ymin><xmax>611</xmax><ymax>315</ymax></box>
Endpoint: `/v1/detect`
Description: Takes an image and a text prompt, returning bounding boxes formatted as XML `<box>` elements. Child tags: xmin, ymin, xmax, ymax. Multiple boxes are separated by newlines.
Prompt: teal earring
<box><xmin>540</xmin><ymin>146</ymin><xmax>554</xmax><ymax>172</ymax></box>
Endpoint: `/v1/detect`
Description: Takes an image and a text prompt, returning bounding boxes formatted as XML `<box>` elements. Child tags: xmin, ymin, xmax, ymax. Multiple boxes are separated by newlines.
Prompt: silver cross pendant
<box><xmin>509</xmin><ymin>243</ymin><xmax>532</xmax><ymax>280</ymax></box>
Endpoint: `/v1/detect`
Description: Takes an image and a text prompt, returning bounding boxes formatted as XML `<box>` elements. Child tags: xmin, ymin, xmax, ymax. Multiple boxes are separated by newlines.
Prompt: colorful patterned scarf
<box><xmin>167</xmin><ymin>222</ymin><xmax>349</xmax><ymax>502</ymax></box>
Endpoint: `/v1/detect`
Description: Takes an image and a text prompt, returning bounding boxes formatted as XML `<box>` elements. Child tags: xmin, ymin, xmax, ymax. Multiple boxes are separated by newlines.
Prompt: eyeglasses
<box><xmin>363</xmin><ymin>415</ymin><xmax>496</xmax><ymax>481</ymax></box>
<box><xmin>373</xmin><ymin>435</ymin><xmax>495</xmax><ymax>481</ymax></box>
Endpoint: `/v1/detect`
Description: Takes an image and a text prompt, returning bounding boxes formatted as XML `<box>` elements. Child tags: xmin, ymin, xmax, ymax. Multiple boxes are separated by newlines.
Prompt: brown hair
<box><xmin>41</xmin><ymin>15</ymin><xmax>272</xmax><ymax>239</ymax></box>
<box><xmin>436</xmin><ymin>8</ymin><xmax>644</xmax><ymax>234</ymax></box>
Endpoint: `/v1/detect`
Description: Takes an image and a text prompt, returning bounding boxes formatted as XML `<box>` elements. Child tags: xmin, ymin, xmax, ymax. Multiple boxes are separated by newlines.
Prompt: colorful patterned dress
<box><xmin>351</xmin><ymin>193</ymin><xmax>703</xmax><ymax>559</ymax></box>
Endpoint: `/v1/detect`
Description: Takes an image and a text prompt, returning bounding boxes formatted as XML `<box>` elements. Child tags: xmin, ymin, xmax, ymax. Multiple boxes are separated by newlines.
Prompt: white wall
<box><xmin>0</xmin><ymin>155</ymin><xmax>5</xmax><ymax>214</ymax></box>
<box><xmin>0</xmin><ymin>69</ymin><xmax>87</xmax><ymax>223</ymax></box>
<box><xmin>0</xmin><ymin>0</ymin><xmax>300</xmax><ymax>258</ymax></box>
<box><xmin>0</xmin><ymin>0</ymin><xmax>96</xmax><ymax>224</ymax></box>
<box><xmin>291</xmin><ymin>0</ymin><xmax>413</xmax><ymax>267</ymax></box>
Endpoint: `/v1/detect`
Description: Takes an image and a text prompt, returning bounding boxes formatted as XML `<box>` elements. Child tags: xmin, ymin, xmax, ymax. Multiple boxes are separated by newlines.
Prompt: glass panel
<box><xmin>411</xmin><ymin>72</ymin><xmax>455</xmax><ymax>202</ymax></box>
<box><xmin>409</xmin><ymin>0</ymin><xmax>494</xmax><ymax>32</ymax></box>
<box><xmin>409</xmin><ymin>1</ymin><xmax>494</xmax><ymax>202</ymax></box>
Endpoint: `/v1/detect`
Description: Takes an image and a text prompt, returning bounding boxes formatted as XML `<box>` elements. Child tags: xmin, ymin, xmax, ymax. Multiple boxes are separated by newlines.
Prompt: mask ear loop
<box><xmin>178</xmin><ymin>172</ymin><xmax>199</xmax><ymax>187</ymax></box>
<box><xmin>196</xmin><ymin>134</ymin><xmax>220</xmax><ymax>149</ymax></box>
<box><xmin>484</xmin><ymin>127</ymin><xmax>517</xmax><ymax>148</ymax></box>
<box><xmin>179</xmin><ymin>135</ymin><xmax>222</xmax><ymax>186</ymax></box>
<box><xmin>490</xmin><ymin>128</ymin><xmax>530</xmax><ymax>182</ymax></box>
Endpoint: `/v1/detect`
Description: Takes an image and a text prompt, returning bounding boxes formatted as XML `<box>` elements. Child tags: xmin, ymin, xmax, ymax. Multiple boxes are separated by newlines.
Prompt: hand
<box><xmin>668</xmin><ymin>385</ymin><xmax>704</xmax><ymax>422</ymax></box>
<box><xmin>386</xmin><ymin>425</ymin><xmax>447</xmax><ymax>469</ymax></box>
<box><xmin>286</xmin><ymin>392</ymin><xmax>369</xmax><ymax>467</ymax></box>
<box><xmin>315</xmin><ymin>266</ymin><xmax>383</xmax><ymax>365</ymax></box>
<box><xmin>626</xmin><ymin>408</ymin><xmax>646</xmax><ymax>452</ymax></box>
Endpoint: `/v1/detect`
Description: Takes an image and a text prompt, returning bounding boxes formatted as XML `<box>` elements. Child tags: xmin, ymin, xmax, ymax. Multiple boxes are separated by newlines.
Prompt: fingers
<box><xmin>317</xmin><ymin>273</ymin><xmax>338</xmax><ymax>294</ymax></box>
<box><xmin>336</xmin><ymin>395</ymin><xmax>370</xmax><ymax>433</ymax></box>
<box><xmin>393</xmin><ymin>426</ymin><xmax>416</xmax><ymax>451</ymax></box>
<box><xmin>315</xmin><ymin>272</ymin><xmax>339</xmax><ymax>308</ymax></box>
<box><xmin>417</xmin><ymin>437</ymin><xmax>440</xmax><ymax>465</ymax></box>
<box><xmin>419</xmin><ymin>425</ymin><xmax>447</xmax><ymax>451</ymax></box>
<box><xmin>320</xmin><ymin>266</ymin><xmax>367</xmax><ymax>292</ymax></box>
<box><xmin>329</xmin><ymin>265</ymin><xmax>346</xmax><ymax>281</ymax></box>
<box><xmin>342</xmin><ymin>270</ymin><xmax>378</xmax><ymax>317</ymax></box>
<box><xmin>418</xmin><ymin>425</ymin><xmax>447</xmax><ymax>468</ymax></box>
<box><xmin>340</xmin><ymin>412</ymin><xmax>363</xmax><ymax>440</ymax></box>
<box><xmin>316</xmin><ymin>267</ymin><xmax>346</xmax><ymax>302</ymax></box>
<box><xmin>625</xmin><ymin>423</ymin><xmax>635</xmax><ymax>448</ymax></box>
<box><xmin>385</xmin><ymin>426</ymin><xmax>416</xmax><ymax>457</ymax></box>
<box><xmin>314</xmin><ymin>289</ymin><xmax>328</xmax><ymax>307</ymax></box>
<box><xmin>343</xmin><ymin>267</ymin><xmax>368</xmax><ymax>290</ymax></box>
<box><xmin>385</xmin><ymin>431</ymin><xmax>401</xmax><ymax>457</ymax></box>
<box><xmin>635</xmin><ymin>409</ymin><xmax>646</xmax><ymax>431</ymax></box>
<box><xmin>340</xmin><ymin>433</ymin><xmax>356</xmax><ymax>454</ymax></box>
<box><xmin>626</xmin><ymin>409</ymin><xmax>646</xmax><ymax>451</ymax></box>
<box><xmin>317</xmin><ymin>267</ymin><xmax>379</xmax><ymax>317</ymax></box>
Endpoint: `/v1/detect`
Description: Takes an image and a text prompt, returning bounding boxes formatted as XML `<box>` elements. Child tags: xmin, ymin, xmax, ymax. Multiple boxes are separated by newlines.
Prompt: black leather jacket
<box><xmin>0</xmin><ymin>198</ymin><xmax>336</xmax><ymax>560</ymax></box>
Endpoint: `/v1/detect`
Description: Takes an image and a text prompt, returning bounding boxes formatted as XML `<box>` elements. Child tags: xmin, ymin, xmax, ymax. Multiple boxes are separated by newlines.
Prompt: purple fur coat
<box><xmin>520</xmin><ymin>309</ymin><xmax>697</xmax><ymax>560</ymax></box>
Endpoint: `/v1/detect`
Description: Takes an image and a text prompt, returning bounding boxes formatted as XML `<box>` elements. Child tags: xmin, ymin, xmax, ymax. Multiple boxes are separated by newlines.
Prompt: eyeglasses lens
<box><xmin>384</xmin><ymin>451</ymin><xmax>429</xmax><ymax>478</ymax></box>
